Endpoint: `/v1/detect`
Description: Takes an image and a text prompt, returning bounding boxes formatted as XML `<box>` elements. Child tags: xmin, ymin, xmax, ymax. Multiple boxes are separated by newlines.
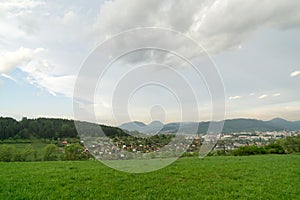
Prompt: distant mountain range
<box><xmin>119</xmin><ymin>118</ymin><xmax>300</xmax><ymax>134</ymax></box>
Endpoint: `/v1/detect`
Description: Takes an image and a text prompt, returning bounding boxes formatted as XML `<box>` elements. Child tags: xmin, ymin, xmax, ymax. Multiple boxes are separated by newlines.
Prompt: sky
<box><xmin>0</xmin><ymin>0</ymin><xmax>300</xmax><ymax>125</ymax></box>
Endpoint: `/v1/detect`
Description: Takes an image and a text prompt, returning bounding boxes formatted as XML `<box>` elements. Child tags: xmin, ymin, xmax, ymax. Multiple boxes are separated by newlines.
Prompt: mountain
<box><xmin>119</xmin><ymin>120</ymin><xmax>164</xmax><ymax>134</ymax></box>
<box><xmin>266</xmin><ymin>118</ymin><xmax>300</xmax><ymax>130</ymax></box>
<box><xmin>119</xmin><ymin>118</ymin><xmax>300</xmax><ymax>134</ymax></box>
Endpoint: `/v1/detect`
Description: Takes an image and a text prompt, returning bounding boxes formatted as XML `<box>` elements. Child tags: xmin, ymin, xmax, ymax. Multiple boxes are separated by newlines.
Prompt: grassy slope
<box><xmin>0</xmin><ymin>155</ymin><xmax>299</xmax><ymax>199</ymax></box>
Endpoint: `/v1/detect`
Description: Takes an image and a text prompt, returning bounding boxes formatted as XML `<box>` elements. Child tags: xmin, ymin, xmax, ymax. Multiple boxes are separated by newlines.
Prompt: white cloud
<box><xmin>273</xmin><ymin>93</ymin><xmax>281</xmax><ymax>97</ymax></box>
<box><xmin>0</xmin><ymin>0</ymin><xmax>43</xmax><ymax>10</ymax></box>
<box><xmin>0</xmin><ymin>73</ymin><xmax>16</xmax><ymax>82</ymax></box>
<box><xmin>21</xmin><ymin>60</ymin><xmax>76</xmax><ymax>97</ymax></box>
<box><xmin>0</xmin><ymin>0</ymin><xmax>45</xmax><ymax>39</ymax></box>
<box><xmin>0</xmin><ymin>47</ymin><xmax>44</xmax><ymax>73</ymax></box>
<box><xmin>229</xmin><ymin>96</ymin><xmax>241</xmax><ymax>100</ymax></box>
<box><xmin>290</xmin><ymin>70</ymin><xmax>300</xmax><ymax>77</ymax></box>
<box><xmin>258</xmin><ymin>94</ymin><xmax>268</xmax><ymax>99</ymax></box>
<box><xmin>0</xmin><ymin>1</ymin><xmax>94</xmax><ymax>97</ymax></box>
<box><xmin>63</xmin><ymin>11</ymin><xmax>76</xmax><ymax>24</ymax></box>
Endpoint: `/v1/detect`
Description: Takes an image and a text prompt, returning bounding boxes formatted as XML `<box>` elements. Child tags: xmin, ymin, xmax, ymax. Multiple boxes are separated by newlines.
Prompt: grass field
<box><xmin>0</xmin><ymin>155</ymin><xmax>299</xmax><ymax>199</ymax></box>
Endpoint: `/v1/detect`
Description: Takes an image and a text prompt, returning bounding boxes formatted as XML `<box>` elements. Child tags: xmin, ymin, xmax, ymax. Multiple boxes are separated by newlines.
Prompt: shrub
<box><xmin>265</xmin><ymin>143</ymin><xmax>285</xmax><ymax>154</ymax></box>
<box><xmin>0</xmin><ymin>145</ymin><xmax>16</xmax><ymax>162</ymax></box>
<box><xmin>282</xmin><ymin>136</ymin><xmax>300</xmax><ymax>153</ymax></box>
<box><xmin>64</xmin><ymin>144</ymin><xmax>89</xmax><ymax>161</ymax></box>
<box><xmin>232</xmin><ymin>145</ymin><xmax>266</xmax><ymax>156</ymax></box>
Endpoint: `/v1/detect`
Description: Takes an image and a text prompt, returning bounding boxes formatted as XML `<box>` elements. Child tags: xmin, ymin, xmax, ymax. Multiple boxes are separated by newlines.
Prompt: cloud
<box><xmin>0</xmin><ymin>47</ymin><xmax>44</xmax><ymax>73</ymax></box>
<box><xmin>0</xmin><ymin>0</ymin><xmax>43</xmax><ymax>10</ymax></box>
<box><xmin>93</xmin><ymin>0</ymin><xmax>300</xmax><ymax>54</ymax></box>
<box><xmin>1</xmin><ymin>0</ymin><xmax>300</xmax><ymax>99</ymax></box>
<box><xmin>0</xmin><ymin>0</ymin><xmax>300</xmax><ymax>123</ymax></box>
<box><xmin>0</xmin><ymin>73</ymin><xmax>16</xmax><ymax>82</ymax></box>
<box><xmin>192</xmin><ymin>0</ymin><xmax>300</xmax><ymax>53</ymax></box>
<box><xmin>0</xmin><ymin>46</ymin><xmax>75</xmax><ymax>97</ymax></box>
<box><xmin>273</xmin><ymin>93</ymin><xmax>281</xmax><ymax>97</ymax></box>
<box><xmin>258</xmin><ymin>94</ymin><xmax>268</xmax><ymax>99</ymax></box>
<box><xmin>227</xmin><ymin>101</ymin><xmax>300</xmax><ymax>121</ymax></box>
<box><xmin>21</xmin><ymin>59</ymin><xmax>76</xmax><ymax>97</ymax></box>
<box><xmin>290</xmin><ymin>70</ymin><xmax>300</xmax><ymax>77</ymax></box>
<box><xmin>229</xmin><ymin>96</ymin><xmax>241</xmax><ymax>100</ymax></box>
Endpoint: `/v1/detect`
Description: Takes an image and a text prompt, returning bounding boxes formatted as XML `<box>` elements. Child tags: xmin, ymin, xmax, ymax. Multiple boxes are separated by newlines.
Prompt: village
<box><xmin>213</xmin><ymin>130</ymin><xmax>300</xmax><ymax>150</ymax></box>
<box><xmin>82</xmin><ymin>130</ymin><xmax>300</xmax><ymax>159</ymax></box>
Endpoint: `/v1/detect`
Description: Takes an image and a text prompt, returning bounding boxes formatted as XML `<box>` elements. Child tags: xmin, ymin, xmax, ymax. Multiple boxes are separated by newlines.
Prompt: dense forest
<box><xmin>0</xmin><ymin>117</ymin><xmax>128</xmax><ymax>140</ymax></box>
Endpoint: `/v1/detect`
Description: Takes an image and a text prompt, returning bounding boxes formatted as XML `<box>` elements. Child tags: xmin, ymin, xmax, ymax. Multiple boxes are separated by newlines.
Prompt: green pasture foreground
<box><xmin>0</xmin><ymin>155</ymin><xmax>299</xmax><ymax>199</ymax></box>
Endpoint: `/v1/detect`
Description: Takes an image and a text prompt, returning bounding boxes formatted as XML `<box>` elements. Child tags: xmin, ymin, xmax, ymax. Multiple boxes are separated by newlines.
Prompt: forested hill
<box><xmin>0</xmin><ymin>117</ymin><xmax>128</xmax><ymax>140</ymax></box>
<box><xmin>2</xmin><ymin>117</ymin><xmax>299</xmax><ymax>140</ymax></box>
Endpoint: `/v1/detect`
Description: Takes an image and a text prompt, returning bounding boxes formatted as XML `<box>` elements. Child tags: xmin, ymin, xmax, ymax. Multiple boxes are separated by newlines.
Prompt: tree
<box><xmin>18</xmin><ymin>128</ymin><xmax>30</xmax><ymax>139</ymax></box>
<box><xmin>22</xmin><ymin>144</ymin><xmax>34</xmax><ymax>161</ymax></box>
<box><xmin>43</xmin><ymin>144</ymin><xmax>58</xmax><ymax>161</ymax></box>
<box><xmin>0</xmin><ymin>145</ymin><xmax>16</xmax><ymax>162</ymax></box>
<box><xmin>64</xmin><ymin>144</ymin><xmax>85</xmax><ymax>160</ymax></box>
<box><xmin>0</xmin><ymin>117</ymin><xmax>128</xmax><ymax>140</ymax></box>
<box><xmin>265</xmin><ymin>143</ymin><xmax>285</xmax><ymax>154</ymax></box>
<box><xmin>277</xmin><ymin>136</ymin><xmax>300</xmax><ymax>153</ymax></box>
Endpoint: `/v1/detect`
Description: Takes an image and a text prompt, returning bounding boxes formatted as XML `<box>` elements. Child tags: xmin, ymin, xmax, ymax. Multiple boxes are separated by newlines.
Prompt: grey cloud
<box><xmin>93</xmin><ymin>0</ymin><xmax>300</xmax><ymax>54</ymax></box>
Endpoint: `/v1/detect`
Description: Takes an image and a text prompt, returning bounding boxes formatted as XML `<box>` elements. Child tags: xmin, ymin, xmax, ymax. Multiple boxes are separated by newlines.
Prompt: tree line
<box><xmin>0</xmin><ymin>143</ymin><xmax>92</xmax><ymax>162</ymax></box>
<box><xmin>0</xmin><ymin>117</ymin><xmax>128</xmax><ymax>140</ymax></box>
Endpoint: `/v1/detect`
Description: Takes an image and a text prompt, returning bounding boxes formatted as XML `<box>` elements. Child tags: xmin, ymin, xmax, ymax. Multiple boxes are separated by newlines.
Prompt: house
<box><xmin>62</xmin><ymin>140</ymin><xmax>68</xmax><ymax>145</ymax></box>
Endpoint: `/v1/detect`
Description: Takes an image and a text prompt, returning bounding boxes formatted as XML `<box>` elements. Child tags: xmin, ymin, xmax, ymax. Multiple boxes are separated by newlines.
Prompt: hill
<box><xmin>119</xmin><ymin>118</ymin><xmax>300</xmax><ymax>134</ymax></box>
<box><xmin>0</xmin><ymin>117</ymin><xmax>128</xmax><ymax>140</ymax></box>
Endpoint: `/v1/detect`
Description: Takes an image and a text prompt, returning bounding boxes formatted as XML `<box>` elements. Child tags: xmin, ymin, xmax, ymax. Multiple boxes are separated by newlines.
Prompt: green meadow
<box><xmin>0</xmin><ymin>155</ymin><xmax>299</xmax><ymax>199</ymax></box>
